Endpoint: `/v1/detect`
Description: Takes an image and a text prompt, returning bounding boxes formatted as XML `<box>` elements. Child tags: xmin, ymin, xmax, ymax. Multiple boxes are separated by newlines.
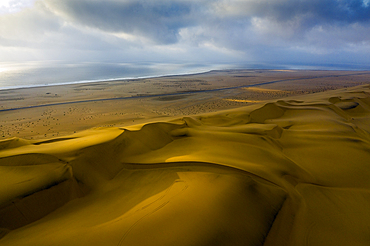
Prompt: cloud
<box><xmin>0</xmin><ymin>2</ymin><xmax>60</xmax><ymax>47</ymax></box>
<box><xmin>0</xmin><ymin>0</ymin><xmax>370</xmax><ymax>66</ymax></box>
<box><xmin>204</xmin><ymin>0</ymin><xmax>370</xmax><ymax>56</ymax></box>
<box><xmin>0</xmin><ymin>0</ymin><xmax>36</xmax><ymax>14</ymax></box>
<box><xmin>44</xmin><ymin>0</ymin><xmax>197</xmax><ymax>44</ymax></box>
<box><xmin>215</xmin><ymin>0</ymin><xmax>370</xmax><ymax>24</ymax></box>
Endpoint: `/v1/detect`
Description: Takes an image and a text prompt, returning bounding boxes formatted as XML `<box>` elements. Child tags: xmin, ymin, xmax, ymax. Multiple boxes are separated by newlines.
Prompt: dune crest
<box><xmin>1</xmin><ymin>84</ymin><xmax>370</xmax><ymax>245</ymax></box>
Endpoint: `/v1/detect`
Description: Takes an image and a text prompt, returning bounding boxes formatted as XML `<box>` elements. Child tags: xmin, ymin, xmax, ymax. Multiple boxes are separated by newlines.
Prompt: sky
<box><xmin>1</xmin><ymin>0</ymin><xmax>370</xmax><ymax>68</ymax></box>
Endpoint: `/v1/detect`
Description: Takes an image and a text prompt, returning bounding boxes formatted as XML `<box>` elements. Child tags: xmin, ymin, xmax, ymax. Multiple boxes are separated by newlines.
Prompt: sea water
<box><xmin>0</xmin><ymin>61</ymin><xmax>237</xmax><ymax>90</ymax></box>
<box><xmin>1</xmin><ymin>61</ymin><xmax>368</xmax><ymax>90</ymax></box>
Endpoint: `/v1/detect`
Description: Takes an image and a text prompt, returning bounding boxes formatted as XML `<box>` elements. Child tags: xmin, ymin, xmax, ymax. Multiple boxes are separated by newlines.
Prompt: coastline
<box><xmin>2</xmin><ymin>60</ymin><xmax>370</xmax><ymax>91</ymax></box>
<box><xmin>0</xmin><ymin>61</ymin><xmax>234</xmax><ymax>91</ymax></box>
<box><xmin>0</xmin><ymin>70</ymin><xmax>212</xmax><ymax>91</ymax></box>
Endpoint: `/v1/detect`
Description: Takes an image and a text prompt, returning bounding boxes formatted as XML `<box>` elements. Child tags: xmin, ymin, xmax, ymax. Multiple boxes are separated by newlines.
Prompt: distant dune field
<box><xmin>1</xmin><ymin>70</ymin><xmax>370</xmax><ymax>245</ymax></box>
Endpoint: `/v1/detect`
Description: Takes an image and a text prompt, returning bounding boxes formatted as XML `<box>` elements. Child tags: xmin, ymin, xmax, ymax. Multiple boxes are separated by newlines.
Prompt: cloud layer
<box><xmin>1</xmin><ymin>0</ymin><xmax>370</xmax><ymax>67</ymax></box>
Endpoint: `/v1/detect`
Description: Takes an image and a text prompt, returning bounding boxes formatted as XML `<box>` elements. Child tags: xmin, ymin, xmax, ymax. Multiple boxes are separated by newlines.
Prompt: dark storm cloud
<box><xmin>1</xmin><ymin>0</ymin><xmax>370</xmax><ymax>65</ymax></box>
<box><xmin>239</xmin><ymin>0</ymin><xmax>370</xmax><ymax>28</ymax></box>
<box><xmin>246</xmin><ymin>0</ymin><xmax>369</xmax><ymax>22</ymax></box>
<box><xmin>46</xmin><ymin>0</ymin><xmax>197</xmax><ymax>44</ymax></box>
<box><xmin>43</xmin><ymin>0</ymin><xmax>370</xmax><ymax>47</ymax></box>
<box><xmin>195</xmin><ymin>0</ymin><xmax>370</xmax><ymax>53</ymax></box>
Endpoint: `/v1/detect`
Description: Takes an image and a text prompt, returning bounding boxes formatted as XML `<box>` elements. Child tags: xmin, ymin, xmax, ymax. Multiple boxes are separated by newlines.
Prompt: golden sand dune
<box><xmin>1</xmin><ymin>84</ymin><xmax>370</xmax><ymax>245</ymax></box>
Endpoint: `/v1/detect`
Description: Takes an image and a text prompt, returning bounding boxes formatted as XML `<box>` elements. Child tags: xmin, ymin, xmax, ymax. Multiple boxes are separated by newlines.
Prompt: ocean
<box><xmin>0</xmin><ymin>61</ymin><xmax>238</xmax><ymax>90</ymax></box>
<box><xmin>1</xmin><ymin>61</ymin><xmax>368</xmax><ymax>90</ymax></box>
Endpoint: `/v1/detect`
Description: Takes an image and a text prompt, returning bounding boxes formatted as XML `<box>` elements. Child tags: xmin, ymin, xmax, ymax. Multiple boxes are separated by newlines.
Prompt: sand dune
<box><xmin>1</xmin><ymin>84</ymin><xmax>370</xmax><ymax>245</ymax></box>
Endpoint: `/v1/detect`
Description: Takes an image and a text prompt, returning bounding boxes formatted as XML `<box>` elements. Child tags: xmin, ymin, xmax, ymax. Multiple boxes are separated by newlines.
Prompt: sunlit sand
<box><xmin>224</xmin><ymin>99</ymin><xmax>263</xmax><ymax>103</ymax></box>
<box><xmin>1</xmin><ymin>70</ymin><xmax>370</xmax><ymax>245</ymax></box>
<box><xmin>244</xmin><ymin>87</ymin><xmax>286</xmax><ymax>92</ymax></box>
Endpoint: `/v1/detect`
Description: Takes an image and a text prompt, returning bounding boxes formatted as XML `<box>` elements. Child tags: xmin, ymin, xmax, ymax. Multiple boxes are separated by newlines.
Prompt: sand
<box><xmin>1</xmin><ymin>69</ymin><xmax>370</xmax><ymax>245</ymax></box>
<box><xmin>1</xmin><ymin>69</ymin><xmax>370</xmax><ymax>140</ymax></box>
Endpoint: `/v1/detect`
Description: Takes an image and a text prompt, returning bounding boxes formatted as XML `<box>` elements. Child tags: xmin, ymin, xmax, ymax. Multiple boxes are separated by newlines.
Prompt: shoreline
<box><xmin>0</xmin><ymin>72</ymin><xmax>208</xmax><ymax>91</ymax></box>
<box><xmin>1</xmin><ymin>68</ymin><xmax>370</xmax><ymax>91</ymax></box>
<box><xmin>0</xmin><ymin>61</ymin><xmax>232</xmax><ymax>91</ymax></box>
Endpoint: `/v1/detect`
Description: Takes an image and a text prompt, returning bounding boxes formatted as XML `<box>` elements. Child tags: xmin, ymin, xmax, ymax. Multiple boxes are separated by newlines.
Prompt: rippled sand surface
<box><xmin>1</xmin><ymin>82</ymin><xmax>370</xmax><ymax>245</ymax></box>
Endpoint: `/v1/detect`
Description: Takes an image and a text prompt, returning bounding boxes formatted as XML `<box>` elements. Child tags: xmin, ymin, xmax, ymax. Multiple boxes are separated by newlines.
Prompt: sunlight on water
<box><xmin>1</xmin><ymin>61</ymin><xmax>366</xmax><ymax>90</ymax></box>
<box><xmin>0</xmin><ymin>61</ymin><xmax>234</xmax><ymax>90</ymax></box>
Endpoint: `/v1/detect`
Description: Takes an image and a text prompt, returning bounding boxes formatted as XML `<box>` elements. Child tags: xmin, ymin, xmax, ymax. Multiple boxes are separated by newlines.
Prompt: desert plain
<box><xmin>1</xmin><ymin>69</ymin><xmax>370</xmax><ymax>245</ymax></box>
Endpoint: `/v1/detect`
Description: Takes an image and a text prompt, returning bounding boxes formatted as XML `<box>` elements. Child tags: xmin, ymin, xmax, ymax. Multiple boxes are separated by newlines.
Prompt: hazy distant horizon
<box><xmin>1</xmin><ymin>61</ymin><xmax>370</xmax><ymax>90</ymax></box>
<box><xmin>0</xmin><ymin>61</ymin><xmax>228</xmax><ymax>90</ymax></box>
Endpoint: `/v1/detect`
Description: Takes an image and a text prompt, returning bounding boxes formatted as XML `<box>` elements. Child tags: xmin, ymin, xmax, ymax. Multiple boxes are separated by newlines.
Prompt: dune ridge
<box><xmin>1</xmin><ymin>84</ymin><xmax>370</xmax><ymax>245</ymax></box>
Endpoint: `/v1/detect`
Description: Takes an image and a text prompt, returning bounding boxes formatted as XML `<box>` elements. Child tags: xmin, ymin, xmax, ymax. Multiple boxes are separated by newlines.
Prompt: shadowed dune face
<box><xmin>1</xmin><ymin>84</ymin><xmax>370</xmax><ymax>245</ymax></box>
<box><xmin>0</xmin><ymin>154</ymin><xmax>85</xmax><ymax>231</ymax></box>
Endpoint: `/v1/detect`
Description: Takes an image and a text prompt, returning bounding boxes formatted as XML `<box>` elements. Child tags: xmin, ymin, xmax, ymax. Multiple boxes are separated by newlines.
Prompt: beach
<box><xmin>1</xmin><ymin>69</ymin><xmax>370</xmax><ymax>245</ymax></box>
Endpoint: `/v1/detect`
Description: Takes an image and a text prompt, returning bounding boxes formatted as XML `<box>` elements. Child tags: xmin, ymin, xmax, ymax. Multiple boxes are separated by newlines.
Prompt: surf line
<box><xmin>1</xmin><ymin>72</ymin><xmax>369</xmax><ymax>112</ymax></box>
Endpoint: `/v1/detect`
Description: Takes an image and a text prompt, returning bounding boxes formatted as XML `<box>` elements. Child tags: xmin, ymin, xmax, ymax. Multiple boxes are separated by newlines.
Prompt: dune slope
<box><xmin>1</xmin><ymin>84</ymin><xmax>370</xmax><ymax>245</ymax></box>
